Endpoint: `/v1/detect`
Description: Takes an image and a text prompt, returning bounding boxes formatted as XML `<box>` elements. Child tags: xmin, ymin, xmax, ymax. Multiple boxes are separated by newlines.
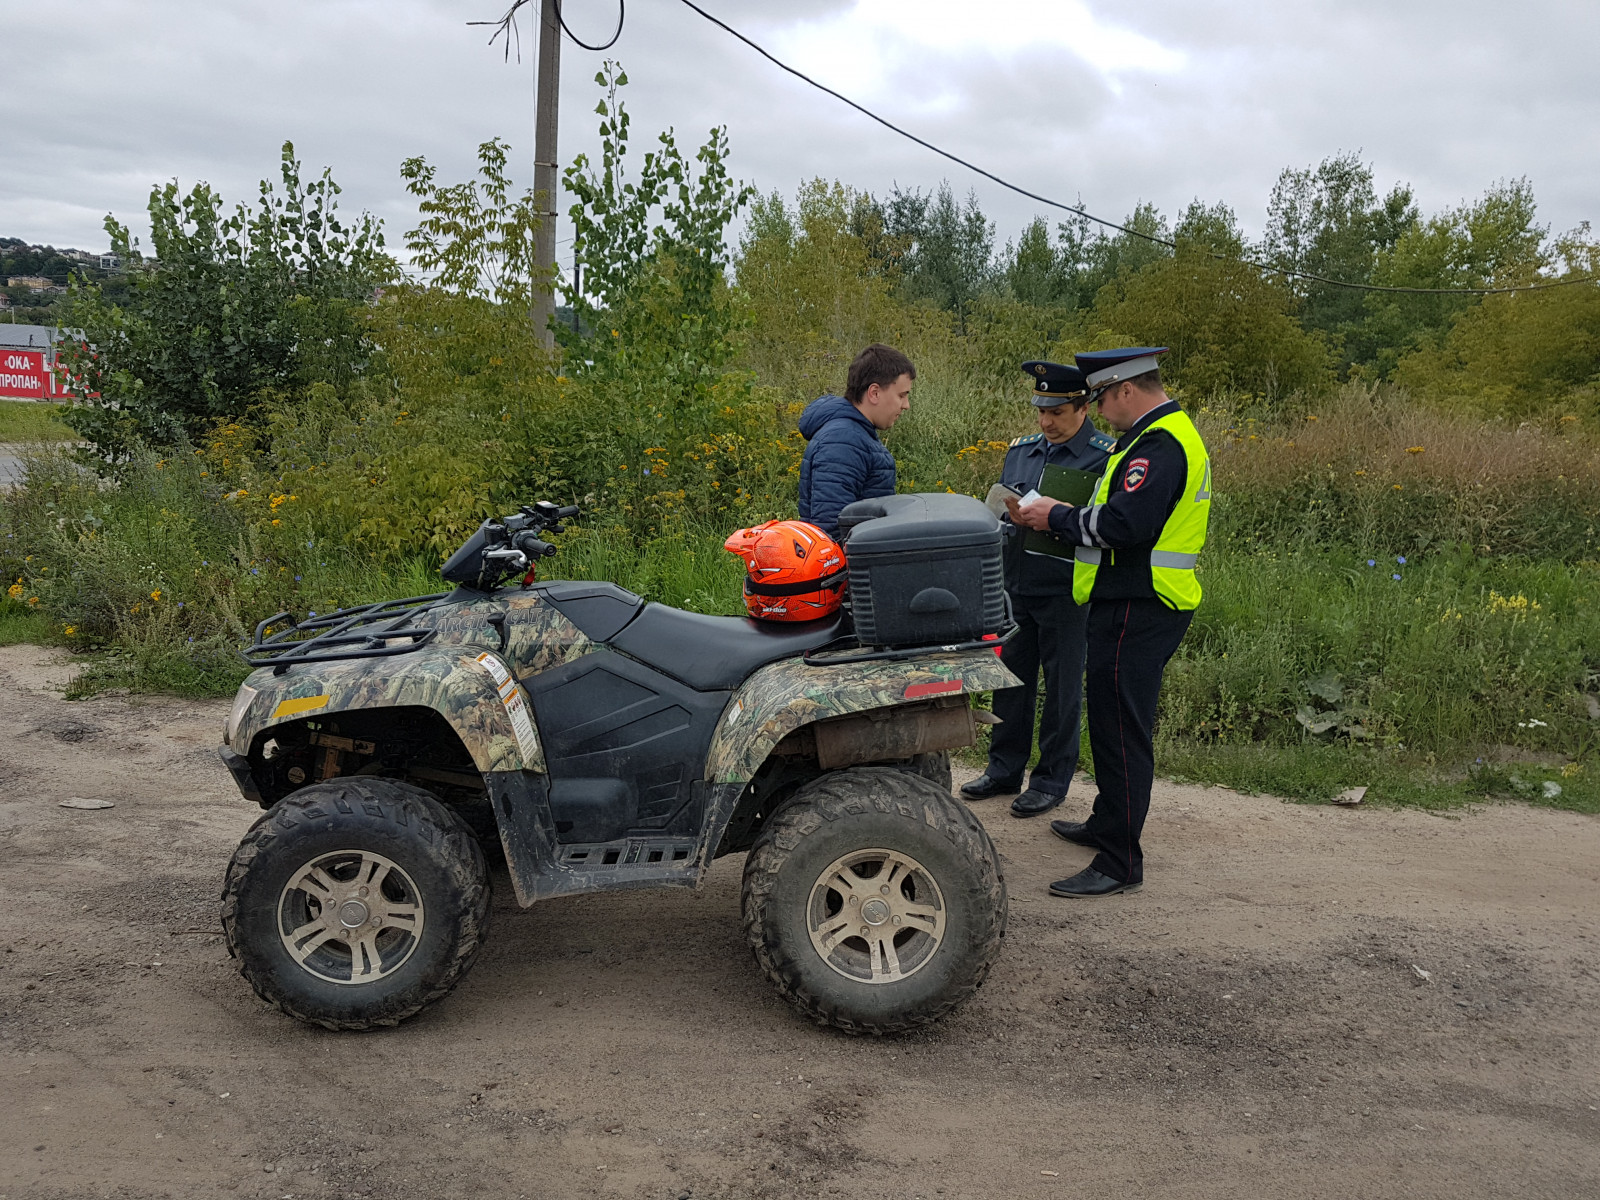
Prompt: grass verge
<box><xmin>0</xmin><ymin>400</ymin><xmax>75</xmax><ymax>441</ymax></box>
<box><xmin>1157</xmin><ymin>737</ymin><xmax>1598</xmax><ymax>815</ymax></box>
<box><xmin>0</xmin><ymin>599</ymin><xmax>58</xmax><ymax>646</ymax></box>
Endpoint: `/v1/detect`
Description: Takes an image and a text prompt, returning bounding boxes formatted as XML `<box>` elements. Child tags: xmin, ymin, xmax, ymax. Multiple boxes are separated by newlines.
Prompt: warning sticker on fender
<box><xmin>904</xmin><ymin>679</ymin><xmax>963</xmax><ymax>700</ymax></box>
<box><xmin>474</xmin><ymin>651</ymin><xmax>541</xmax><ymax>765</ymax></box>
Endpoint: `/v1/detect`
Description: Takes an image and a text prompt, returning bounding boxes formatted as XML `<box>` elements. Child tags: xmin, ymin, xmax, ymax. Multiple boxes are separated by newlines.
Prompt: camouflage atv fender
<box><xmin>227</xmin><ymin>645</ymin><xmax>546</xmax><ymax>775</ymax></box>
<box><xmin>697</xmin><ymin>649</ymin><xmax>1018</xmax><ymax>866</ymax></box>
<box><xmin>704</xmin><ymin>649</ymin><xmax>1018</xmax><ymax>785</ymax></box>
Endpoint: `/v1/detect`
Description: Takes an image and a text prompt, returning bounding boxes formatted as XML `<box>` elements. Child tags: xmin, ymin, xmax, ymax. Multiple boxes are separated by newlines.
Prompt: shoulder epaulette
<box><xmin>1089</xmin><ymin>431</ymin><xmax>1116</xmax><ymax>451</ymax></box>
<box><xmin>1009</xmin><ymin>433</ymin><xmax>1043</xmax><ymax>447</ymax></box>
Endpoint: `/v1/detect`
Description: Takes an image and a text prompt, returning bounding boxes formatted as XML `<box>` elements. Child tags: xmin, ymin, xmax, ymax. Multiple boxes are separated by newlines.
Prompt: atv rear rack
<box><xmin>801</xmin><ymin>622</ymin><xmax>1017</xmax><ymax>666</ymax></box>
<box><xmin>245</xmin><ymin>593</ymin><xmax>451</xmax><ymax>673</ymax></box>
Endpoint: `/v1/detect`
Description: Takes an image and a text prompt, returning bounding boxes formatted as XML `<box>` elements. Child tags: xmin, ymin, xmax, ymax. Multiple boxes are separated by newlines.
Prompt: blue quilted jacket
<box><xmin>797</xmin><ymin>394</ymin><xmax>897</xmax><ymax>539</ymax></box>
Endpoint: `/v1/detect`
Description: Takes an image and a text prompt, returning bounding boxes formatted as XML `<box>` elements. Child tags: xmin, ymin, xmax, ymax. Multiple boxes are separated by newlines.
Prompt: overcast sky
<box><xmin>6</xmin><ymin>0</ymin><xmax>1598</xmax><ymax>266</ymax></box>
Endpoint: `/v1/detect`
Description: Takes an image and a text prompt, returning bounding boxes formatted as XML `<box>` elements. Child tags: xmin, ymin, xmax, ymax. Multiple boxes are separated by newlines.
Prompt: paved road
<box><xmin>0</xmin><ymin>445</ymin><xmax>25</xmax><ymax>485</ymax></box>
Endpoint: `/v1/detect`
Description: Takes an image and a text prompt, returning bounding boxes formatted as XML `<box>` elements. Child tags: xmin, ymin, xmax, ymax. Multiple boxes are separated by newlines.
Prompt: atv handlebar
<box><xmin>513</xmin><ymin>531</ymin><xmax>558</xmax><ymax>559</ymax></box>
<box><xmin>439</xmin><ymin>501</ymin><xmax>582</xmax><ymax>590</ymax></box>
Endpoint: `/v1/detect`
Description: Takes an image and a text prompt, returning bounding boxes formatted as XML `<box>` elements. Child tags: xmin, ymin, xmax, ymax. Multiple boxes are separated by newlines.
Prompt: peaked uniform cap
<box><xmin>1075</xmin><ymin>347</ymin><xmax>1169</xmax><ymax>391</ymax></box>
<box><xmin>1020</xmin><ymin>360</ymin><xmax>1089</xmax><ymax>407</ymax></box>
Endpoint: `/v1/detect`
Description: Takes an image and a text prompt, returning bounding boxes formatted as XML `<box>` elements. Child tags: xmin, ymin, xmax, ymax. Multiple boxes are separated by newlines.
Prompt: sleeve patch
<box><xmin>1123</xmin><ymin>457</ymin><xmax>1151</xmax><ymax>491</ymax></box>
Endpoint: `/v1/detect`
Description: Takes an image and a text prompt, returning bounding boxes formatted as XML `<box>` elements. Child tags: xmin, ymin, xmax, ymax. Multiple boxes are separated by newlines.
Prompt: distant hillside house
<box><xmin>7</xmin><ymin>276</ymin><xmax>55</xmax><ymax>291</ymax></box>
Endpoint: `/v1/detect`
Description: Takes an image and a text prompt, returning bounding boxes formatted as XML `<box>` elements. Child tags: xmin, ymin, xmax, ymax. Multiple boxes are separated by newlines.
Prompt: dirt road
<box><xmin>2</xmin><ymin>644</ymin><xmax>1596</xmax><ymax>1200</ymax></box>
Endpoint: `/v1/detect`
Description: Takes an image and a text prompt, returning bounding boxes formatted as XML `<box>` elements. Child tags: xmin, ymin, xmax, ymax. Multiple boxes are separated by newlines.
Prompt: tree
<box><xmin>1391</xmin><ymin>225</ymin><xmax>1600</xmax><ymax>417</ymax></box>
<box><xmin>557</xmin><ymin>62</ymin><xmax>756</xmax><ymax>461</ymax></box>
<box><xmin>1357</xmin><ymin>178</ymin><xmax>1548</xmax><ymax>377</ymax></box>
<box><xmin>1001</xmin><ymin>217</ymin><xmax>1076</xmax><ymax>309</ymax></box>
<box><xmin>1260</xmin><ymin>152</ymin><xmax>1413</xmax><ymax>355</ymax></box>
<box><xmin>58</xmin><ymin>143</ymin><xmax>390</xmax><ymax>463</ymax></box>
<box><xmin>1061</xmin><ymin>202</ymin><xmax>1173</xmax><ymax>310</ymax></box>
<box><xmin>400</xmin><ymin>138</ymin><xmax>545</xmax><ymax>314</ymax></box>
<box><xmin>1091</xmin><ymin>244</ymin><xmax>1332</xmax><ymax>400</ymax></box>
<box><xmin>884</xmin><ymin>182</ymin><xmax>995</xmax><ymax>331</ymax></box>
<box><xmin>1174</xmin><ymin>199</ymin><xmax>1245</xmax><ymax>256</ymax></box>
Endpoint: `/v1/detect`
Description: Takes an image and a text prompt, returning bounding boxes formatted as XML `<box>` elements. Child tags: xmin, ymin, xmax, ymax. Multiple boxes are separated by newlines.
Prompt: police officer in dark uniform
<box><xmin>960</xmin><ymin>361</ymin><xmax>1115</xmax><ymax>818</ymax></box>
<box><xmin>1007</xmin><ymin>348</ymin><xmax>1212</xmax><ymax>897</ymax></box>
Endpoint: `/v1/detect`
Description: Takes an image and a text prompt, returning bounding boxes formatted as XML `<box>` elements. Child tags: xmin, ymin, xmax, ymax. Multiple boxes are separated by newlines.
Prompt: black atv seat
<box><xmin>607</xmin><ymin>604</ymin><xmax>845</xmax><ymax>692</ymax></box>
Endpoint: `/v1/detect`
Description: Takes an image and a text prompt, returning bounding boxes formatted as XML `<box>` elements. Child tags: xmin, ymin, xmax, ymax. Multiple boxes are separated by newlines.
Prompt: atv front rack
<box><xmin>245</xmin><ymin>593</ymin><xmax>451</xmax><ymax>673</ymax></box>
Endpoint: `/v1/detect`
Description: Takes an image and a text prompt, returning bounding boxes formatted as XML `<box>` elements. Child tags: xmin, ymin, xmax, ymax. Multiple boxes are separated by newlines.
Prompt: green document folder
<box><xmin>1023</xmin><ymin>464</ymin><xmax>1102</xmax><ymax>559</ymax></box>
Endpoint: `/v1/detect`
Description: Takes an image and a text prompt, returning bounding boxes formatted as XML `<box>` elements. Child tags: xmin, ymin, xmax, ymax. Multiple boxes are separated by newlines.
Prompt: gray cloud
<box><xmin>3</xmin><ymin>0</ymin><xmax>1596</xmax><ymax>263</ymax></box>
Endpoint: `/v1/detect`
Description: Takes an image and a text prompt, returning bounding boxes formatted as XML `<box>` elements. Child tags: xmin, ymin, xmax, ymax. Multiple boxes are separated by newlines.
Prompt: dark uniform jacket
<box><xmin>999</xmin><ymin>418</ymin><xmax>1116</xmax><ymax>596</ymax></box>
<box><xmin>1046</xmin><ymin>399</ymin><xmax>1188</xmax><ymax>601</ymax></box>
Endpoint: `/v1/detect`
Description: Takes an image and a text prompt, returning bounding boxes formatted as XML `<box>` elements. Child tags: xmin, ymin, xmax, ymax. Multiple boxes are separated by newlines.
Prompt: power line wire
<box><xmin>673</xmin><ymin>0</ymin><xmax>1597</xmax><ymax>297</ymax></box>
<box><xmin>555</xmin><ymin>0</ymin><xmax>624</xmax><ymax>52</ymax></box>
<box><xmin>472</xmin><ymin>0</ymin><xmax>624</xmax><ymax>58</ymax></box>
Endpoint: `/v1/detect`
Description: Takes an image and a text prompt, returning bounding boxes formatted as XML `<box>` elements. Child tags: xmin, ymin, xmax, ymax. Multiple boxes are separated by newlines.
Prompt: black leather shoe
<box><xmin>1049</xmin><ymin>819</ymin><xmax>1096</xmax><ymax>847</ymax></box>
<box><xmin>1010</xmin><ymin>788</ymin><xmax>1066</xmax><ymax>817</ymax></box>
<box><xmin>959</xmin><ymin>773</ymin><xmax>1022</xmax><ymax>800</ymax></box>
<box><xmin>1048</xmin><ymin>866</ymin><xmax>1142</xmax><ymax>898</ymax></box>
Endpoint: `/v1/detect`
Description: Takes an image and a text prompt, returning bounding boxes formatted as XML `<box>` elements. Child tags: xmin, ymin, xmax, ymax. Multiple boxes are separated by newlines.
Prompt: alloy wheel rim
<box><xmin>806</xmin><ymin>848</ymin><xmax>947</xmax><ymax>984</ymax></box>
<box><xmin>276</xmin><ymin>850</ymin><xmax>425</xmax><ymax>985</ymax></box>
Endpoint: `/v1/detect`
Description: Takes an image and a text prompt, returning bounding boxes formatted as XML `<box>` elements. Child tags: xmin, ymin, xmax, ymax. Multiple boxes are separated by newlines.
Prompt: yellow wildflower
<box><xmin>150</xmin><ymin>590</ymin><xmax>161</xmax><ymax>602</ymax></box>
<box><xmin>1405</xmin><ymin>446</ymin><xmax>1424</xmax><ymax>455</ymax></box>
<box><xmin>1488</xmin><ymin>591</ymin><xmax>1540</xmax><ymax>615</ymax></box>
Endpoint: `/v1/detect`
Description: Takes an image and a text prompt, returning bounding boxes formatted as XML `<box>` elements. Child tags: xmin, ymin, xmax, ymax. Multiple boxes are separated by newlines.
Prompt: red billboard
<box><xmin>0</xmin><ymin>349</ymin><xmax>60</xmax><ymax>399</ymax></box>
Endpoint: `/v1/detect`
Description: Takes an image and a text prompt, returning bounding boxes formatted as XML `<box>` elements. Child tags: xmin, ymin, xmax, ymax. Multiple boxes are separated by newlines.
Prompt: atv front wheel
<box><xmin>221</xmin><ymin>778</ymin><xmax>491</xmax><ymax>1030</ymax></box>
<box><xmin>742</xmin><ymin>766</ymin><xmax>1006</xmax><ymax>1034</ymax></box>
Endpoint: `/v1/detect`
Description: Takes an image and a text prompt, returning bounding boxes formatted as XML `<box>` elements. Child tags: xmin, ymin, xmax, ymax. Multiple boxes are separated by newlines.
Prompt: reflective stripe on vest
<box><xmin>1073</xmin><ymin>547</ymin><xmax>1198</xmax><ymax>569</ymax></box>
<box><xmin>1072</xmin><ymin>409</ymin><xmax>1211</xmax><ymax>610</ymax></box>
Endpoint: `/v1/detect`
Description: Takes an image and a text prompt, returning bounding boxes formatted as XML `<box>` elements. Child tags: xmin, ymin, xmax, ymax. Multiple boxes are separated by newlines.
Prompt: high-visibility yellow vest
<box><xmin>1071</xmin><ymin>408</ymin><xmax>1211</xmax><ymax>610</ymax></box>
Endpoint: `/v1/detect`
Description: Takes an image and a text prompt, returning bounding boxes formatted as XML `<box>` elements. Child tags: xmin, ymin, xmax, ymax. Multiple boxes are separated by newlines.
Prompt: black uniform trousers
<box><xmin>1082</xmin><ymin>597</ymin><xmax>1193</xmax><ymax>884</ymax></box>
<box><xmin>987</xmin><ymin>591</ymin><xmax>1088</xmax><ymax>796</ymax></box>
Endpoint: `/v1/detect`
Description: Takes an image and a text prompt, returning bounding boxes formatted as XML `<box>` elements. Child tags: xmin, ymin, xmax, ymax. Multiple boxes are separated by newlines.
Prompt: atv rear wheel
<box><xmin>742</xmin><ymin>766</ymin><xmax>1006</xmax><ymax>1034</ymax></box>
<box><xmin>898</xmin><ymin>750</ymin><xmax>952</xmax><ymax>793</ymax></box>
<box><xmin>221</xmin><ymin>778</ymin><xmax>491</xmax><ymax>1031</ymax></box>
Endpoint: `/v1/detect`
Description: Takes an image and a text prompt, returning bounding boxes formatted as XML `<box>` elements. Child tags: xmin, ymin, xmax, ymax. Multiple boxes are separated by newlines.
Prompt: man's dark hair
<box><xmin>1128</xmin><ymin>368</ymin><xmax>1164</xmax><ymax>394</ymax></box>
<box><xmin>845</xmin><ymin>343</ymin><xmax>916</xmax><ymax>404</ymax></box>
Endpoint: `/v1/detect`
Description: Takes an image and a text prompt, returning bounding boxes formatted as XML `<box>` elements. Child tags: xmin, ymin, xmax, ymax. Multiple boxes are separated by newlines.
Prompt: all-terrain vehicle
<box><xmin>218</xmin><ymin>496</ymin><xmax>1018</xmax><ymax>1033</ymax></box>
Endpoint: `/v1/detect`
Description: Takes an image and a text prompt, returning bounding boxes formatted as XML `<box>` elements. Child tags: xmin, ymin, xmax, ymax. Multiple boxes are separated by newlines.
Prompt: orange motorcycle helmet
<box><xmin>723</xmin><ymin>519</ymin><xmax>847</xmax><ymax>621</ymax></box>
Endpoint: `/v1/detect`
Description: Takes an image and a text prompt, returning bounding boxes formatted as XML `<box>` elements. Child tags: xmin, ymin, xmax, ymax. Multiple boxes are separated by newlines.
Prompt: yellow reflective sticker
<box><xmin>272</xmin><ymin>694</ymin><xmax>331</xmax><ymax>719</ymax></box>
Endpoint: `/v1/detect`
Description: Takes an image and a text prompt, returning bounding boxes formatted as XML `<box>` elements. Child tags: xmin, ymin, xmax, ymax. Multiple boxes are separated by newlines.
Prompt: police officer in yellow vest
<box><xmin>1006</xmin><ymin>347</ymin><xmax>1210</xmax><ymax>897</ymax></box>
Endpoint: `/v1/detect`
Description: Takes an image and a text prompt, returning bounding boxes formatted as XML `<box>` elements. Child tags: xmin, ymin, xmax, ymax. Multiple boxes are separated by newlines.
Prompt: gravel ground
<box><xmin>1</xmin><ymin>643</ymin><xmax>1596</xmax><ymax>1200</ymax></box>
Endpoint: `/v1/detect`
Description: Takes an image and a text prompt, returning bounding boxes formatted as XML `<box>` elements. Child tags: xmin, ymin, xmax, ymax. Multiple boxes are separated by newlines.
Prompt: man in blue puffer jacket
<box><xmin>797</xmin><ymin>343</ymin><xmax>916</xmax><ymax>539</ymax></box>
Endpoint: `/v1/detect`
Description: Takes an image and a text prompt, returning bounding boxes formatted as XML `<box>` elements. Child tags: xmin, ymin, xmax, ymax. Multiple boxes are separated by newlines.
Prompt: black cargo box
<box><xmin>837</xmin><ymin>493</ymin><xmax>1007</xmax><ymax>647</ymax></box>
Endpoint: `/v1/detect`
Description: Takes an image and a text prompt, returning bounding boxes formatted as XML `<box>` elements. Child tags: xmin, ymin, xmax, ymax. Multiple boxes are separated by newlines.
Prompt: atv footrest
<box><xmin>559</xmin><ymin>837</ymin><xmax>696</xmax><ymax>869</ymax></box>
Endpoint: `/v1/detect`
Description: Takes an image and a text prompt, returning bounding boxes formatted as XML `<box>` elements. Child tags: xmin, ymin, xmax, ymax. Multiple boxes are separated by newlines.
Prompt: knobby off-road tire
<box><xmin>742</xmin><ymin>766</ymin><xmax>1007</xmax><ymax>1035</ymax></box>
<box><xmin>221</xmin><ymin>778</ymin><xmax>491</xmax><ymax>1031</ymax></box>
<box><xmin>898</xmin><ymin>750</ymin><xmax>952</xmax><ymax>794</ymax></box>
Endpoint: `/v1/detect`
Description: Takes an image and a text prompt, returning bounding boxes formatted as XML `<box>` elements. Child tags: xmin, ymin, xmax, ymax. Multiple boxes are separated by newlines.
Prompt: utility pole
<box><xmin>531</xmin><ymin>0</ymin><xmax>561</xmax><ymax>348</ymax></box>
